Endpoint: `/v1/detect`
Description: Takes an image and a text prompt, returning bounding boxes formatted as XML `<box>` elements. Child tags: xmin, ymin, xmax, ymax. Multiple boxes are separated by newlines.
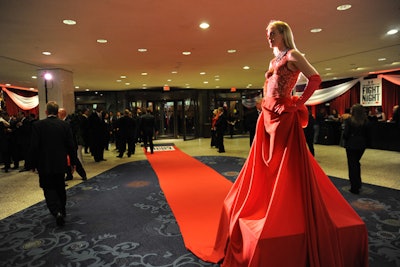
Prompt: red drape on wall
<box><xmin>1</xmin><ymin>87</ymin><xmax>39</xmax><ymax>117</ymax></box>
<box><xmin>382</xmin><ymin>79</ymin><xmax>400</xmax><ymax>119</ymax></box>
<box><xmin>329</xmin><ymin>83</ymin><xmax>360</xmax><ymax>115</ymax></box>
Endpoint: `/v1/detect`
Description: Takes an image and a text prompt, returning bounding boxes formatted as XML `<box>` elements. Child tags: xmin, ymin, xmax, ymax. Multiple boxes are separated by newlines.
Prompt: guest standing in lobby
<box><xmin>215</xmin><ymin>107</ymin><xmax>227</xmax><ymax>153</ymax></box>
<box><xmin>88</xmin><ymin>107</ymin><xmax>107</xmax><ymax>162</ymax></box>
<box><xmin>58</xmin><ymin>108</ymin><xmax>87</xmax><ymax>181</ymax></box>
<box><xmin>343</xmin><ymin>104</ymin><xmax>369</xmax><ymax>194</ymax></box>
<box><xmin>303</xmin><ymin>107</ymin><xmax>315</xmax><ymax>156</ymax></box>
<box><xmin>140</xmin><ymin>108</ymin><xmax>158</xmax><ymax>154</ymax></box>
<box><xmin>115</xmin><ymin>109</ymin><xmax>137</xmax><ymax>158</ymax></box>
<box><xmin>210</xmin><ymin>109</ymin><xmax>219</xmax><ymax>148</ymax></box>
<box><xmin>27</xmin><ymin>101</ymin><xmax>77</xmax><ymax>226</ymax></box>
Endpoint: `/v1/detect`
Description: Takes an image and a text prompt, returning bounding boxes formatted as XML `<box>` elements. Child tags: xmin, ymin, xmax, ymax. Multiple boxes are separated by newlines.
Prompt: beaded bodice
<box><xmin>265</xmin><ymin>53</ymin><xmax>300</xmax><ymax>98</ymax></box>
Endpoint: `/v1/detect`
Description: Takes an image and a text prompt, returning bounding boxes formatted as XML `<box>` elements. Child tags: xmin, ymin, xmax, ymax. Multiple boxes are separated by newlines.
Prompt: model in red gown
<box><xmin>206</xmin><ymin>30</ymin><xmax>369</xmax><ymax>266</ymax></box>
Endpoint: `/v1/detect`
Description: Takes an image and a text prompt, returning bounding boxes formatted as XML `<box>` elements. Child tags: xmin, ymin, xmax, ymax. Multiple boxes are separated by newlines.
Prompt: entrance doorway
<box><xmin>153</xmin><ymin>99</ymin><xmax>197</xmax><ymax>140</ymax></box>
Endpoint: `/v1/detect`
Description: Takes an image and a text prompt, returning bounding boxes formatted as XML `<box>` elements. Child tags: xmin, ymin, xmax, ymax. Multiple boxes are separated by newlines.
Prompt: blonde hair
<box><xmin>267</xmin><ymin>20</ymin><xmax>297</xmax><ymax>56</ymax></box>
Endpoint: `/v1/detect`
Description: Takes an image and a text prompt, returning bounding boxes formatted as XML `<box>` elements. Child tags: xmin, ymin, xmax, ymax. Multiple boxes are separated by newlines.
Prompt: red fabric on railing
<box><xmin>1</xmin><ymin>86</ymin><xmax>39</xmax><ymax>117</ymax></box>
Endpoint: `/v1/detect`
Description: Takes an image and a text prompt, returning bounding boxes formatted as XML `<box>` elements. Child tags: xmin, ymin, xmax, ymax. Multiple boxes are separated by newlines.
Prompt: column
<box><xmin>37</xmin><ymin>68</ymin><xmax>75</xmax><ymax>119</ymax></box>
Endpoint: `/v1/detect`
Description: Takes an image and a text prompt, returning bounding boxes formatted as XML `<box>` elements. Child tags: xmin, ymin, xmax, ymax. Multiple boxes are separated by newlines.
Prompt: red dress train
<box><xmin>207</xmin><ymin>58</ymin><xmax>369</xmax><ymax>266</ymax></box>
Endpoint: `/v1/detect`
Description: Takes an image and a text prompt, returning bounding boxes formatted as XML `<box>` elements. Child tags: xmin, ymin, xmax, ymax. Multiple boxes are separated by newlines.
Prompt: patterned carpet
<box><xmin>0</xmin><ymin>156</ymin><xmax>399</xmax><ymax>267</ymax></box>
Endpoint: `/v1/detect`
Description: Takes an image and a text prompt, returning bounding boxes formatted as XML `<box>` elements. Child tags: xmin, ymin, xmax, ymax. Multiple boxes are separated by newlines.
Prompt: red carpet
<box><xmin>145</xmin><ymin>146</ymin><xmax>232</xmax><ymax>260</ymax></box>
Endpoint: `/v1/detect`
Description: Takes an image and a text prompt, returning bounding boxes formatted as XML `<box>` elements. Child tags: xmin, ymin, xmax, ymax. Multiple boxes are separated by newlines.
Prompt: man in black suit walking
<box><xmin>115</xmin><ymin>109</ymin><xmax>137</xmax><ymax>158</ymax></box>
<box><xmin>140</xmin><ymin>108</ymin><xmax>158</xmax><ymax>154</ymax></box>
<box><xmin>28</xmin><ymin>101</ymin><xmax>77</xmax><ymax>226</ymax></box>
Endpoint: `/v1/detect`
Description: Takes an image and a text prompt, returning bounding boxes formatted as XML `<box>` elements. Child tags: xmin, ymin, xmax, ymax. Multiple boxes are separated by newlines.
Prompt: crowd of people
<box><xmin>0</xmin><ymin>106</ymin><xmax>159</xmax><ymax>174</ymax></box>
<box><xmin>0</xmin><ymin>111</ymin><xmax>37</xmax><ymax>173</ymax></box>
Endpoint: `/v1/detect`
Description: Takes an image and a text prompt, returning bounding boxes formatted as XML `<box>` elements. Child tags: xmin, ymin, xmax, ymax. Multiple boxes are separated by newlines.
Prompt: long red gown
<box><xmin>209</xmin><ymin>55</ymin><xmax>369</xmax><ymax>266</ymax></box>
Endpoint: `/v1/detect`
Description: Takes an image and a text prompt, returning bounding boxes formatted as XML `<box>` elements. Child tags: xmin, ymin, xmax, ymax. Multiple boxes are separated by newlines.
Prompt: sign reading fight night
<box><xmin>360</xmin><ymin>78</ymin><xmax>382</xmax><ymax>106</ymax></box>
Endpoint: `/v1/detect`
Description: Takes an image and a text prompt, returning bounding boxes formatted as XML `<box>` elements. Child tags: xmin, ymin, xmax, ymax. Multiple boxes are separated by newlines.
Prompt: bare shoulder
<box><xmin>287</xmin><ymin>49</ymin><xmax>318</xmax><ymax>77</ymax></box>
<box><xmin>287</xmin><ymin>49</ymin><xmax>306</xmax><ymax>63</ymax></box>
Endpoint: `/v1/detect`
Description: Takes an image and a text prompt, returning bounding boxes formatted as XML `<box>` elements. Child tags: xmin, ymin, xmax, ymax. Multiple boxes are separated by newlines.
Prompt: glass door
<box><xmin>146</xmin><ymin>98</ymin><xmax>198</xmax><ymax>140</ymax></box>
<box><xmin>183</xmin><ymin>98</ymin><xmax>197</xmax><ymax>140</ymax></box>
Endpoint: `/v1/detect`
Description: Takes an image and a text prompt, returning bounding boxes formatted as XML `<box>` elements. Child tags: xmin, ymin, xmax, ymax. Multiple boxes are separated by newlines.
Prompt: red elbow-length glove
<box><xmin>296</xmin><ymin>74</ymin><xmax>322</xmax><ymax>106</ymax></box>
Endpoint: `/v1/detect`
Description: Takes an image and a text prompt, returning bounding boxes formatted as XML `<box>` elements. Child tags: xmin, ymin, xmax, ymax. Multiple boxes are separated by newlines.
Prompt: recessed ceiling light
<box><xmin>203</xmin><ymin>81</ymin><xmax>209</xmax><ymax>84</ymax></box>
<box><xmin>85</xmin><ymin>89</ymin><xmax>90</xmax><ymax>91</ymax></box>
<box><xmin>378</xmin><ymin>58</ymin><xmax>387</xmax><ymax>61</ymax></box>
<box><xmin>63</xmin><ymin>19</ymin><xmax>76</xmax><ymax>25</ymax></box>
<box><xmin>227</xmin><ymin>49</ymin><xmax>237</xmax><ymax>53</ymax></box>
<box><xmin>310</xmin><ymin>28</ymin><xmax>322</xmax><ymax>33</ymax></box>
<box><xmin>200</xmin><ymin>72</ymin><xmax>206</xmax><ymax>75</ymax></box>
<box><xmin>42</xmin><ymin>51</ymin><xmax>51</xmax><ymax>56</ymax></box>
<box><xmin>243</xmin><ymin>66</ymin><xmax>250</xmax><ymax>70</ymax></box>
<box><xmin>138</xmin><ymin>48</ymin><xmax>147</xmax><ymax>52</ymax></box>
<box><xmin>325</xmin><ymin>67</ymin><xmax>332</xmax><ymax>71</ymax></box>
<box><xmin>182</xmin><ymin>51</ymin><xmax>191</xmax><ymax>55</ymax></box>
<box><xmin>387</xmin><ymin>29</ymin><xmax>398</xmax><ymax>35</ymax></box>
<box><xmin>75</xmin><ymin>86</ymin><xmax>80</xmax><ymax>89</ymax></box>
<box><xmin>199</xmin><ymin>22</ymin><xmax>210</xmax><ymax>29</ymax></box>
<box><xmin>141</xmin><ymin>72</ymin><xmax>148</xmax><ymax>76</ymax></box>
<box><xmin>31</xmin><ymin>75</ymin><xmax>37</xmax><ymax>79</ymax></box>
<box><xmin>125</xmin><ymin>83</ymin><xmax>130</xmax><ymax>85</ymax></box>
<box><xmin>337</xmin><ymin>4</ymin><xmax>352</xmax><ymax>11</ymax></box>
<box><xmin>97</xmin><ymin>39</ymin><xmax>108</xmax><ymax>43</ymax></box>
<box><xmin>171</xmin><ymin>71</ymin><xmax>178</xmax><ymax>74</ymax></box>
<box><xmin>120</xmin><ymin>75</ymin><xmax>127</xmax><ymax>79</ymax></box>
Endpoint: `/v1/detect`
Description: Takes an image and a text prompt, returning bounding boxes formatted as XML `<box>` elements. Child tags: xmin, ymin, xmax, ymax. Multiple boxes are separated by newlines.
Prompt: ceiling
<box><xmin>0</xmin><ymin>0</ymin><xmax>399</xmax><ymax>92</ymax></box>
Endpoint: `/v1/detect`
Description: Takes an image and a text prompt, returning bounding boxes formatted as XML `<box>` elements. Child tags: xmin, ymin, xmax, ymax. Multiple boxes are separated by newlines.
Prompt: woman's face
<box><xmin>266</xmin><ymin>26</ymin><xmax>283</xmax><ymax>48</ymax></box>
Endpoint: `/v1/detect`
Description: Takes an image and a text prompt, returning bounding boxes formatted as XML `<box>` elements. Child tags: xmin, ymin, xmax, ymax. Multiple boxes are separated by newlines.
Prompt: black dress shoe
<box><xmin>349</xmin><ymin>188</ymin><xmax>360</xmax><ymax>195</ymax></box>
<box><xmin>56</xmin><ymin>212</ymin><xmax>65</xmax><ymax>226</ymax></box>
<box><xmin>82</xmin><ymin>177</ymin><xmax>87</xmax><ymax>181</ymax></box>
<box><xmin>65</xmin><ymin>176</ymin><xmax>73</xmax><ymax>181</ymax></box>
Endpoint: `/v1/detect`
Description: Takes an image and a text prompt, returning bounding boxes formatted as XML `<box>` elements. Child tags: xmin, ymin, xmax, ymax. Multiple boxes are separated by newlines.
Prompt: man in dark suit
<box><xmin>88</xmin><ymin>107</ymin><xmax>107</xmax><ymax>162</ymax></box>
<box><xmin>115</xmin><ymin>109</ymin><xmax>137</xmax><ymax>158</ymax></box>
<box><xmin>244</xmin><ymin>98</ymin><xmax>262</xmax><ymax>147</ymax></box>
<box><xmin>58</xmin><ymin>108</ymin><xmax>87</xmax><ymax>181</ymax></box>
<box><xmin>140</xmin><ymin>108</ymin><xmax>158</xmax><ymax>154</ymax></box>
<box><xmin>27</xmin><ymin>101</ymin><xmax>77</xmax><ymax>226</ymax></box>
